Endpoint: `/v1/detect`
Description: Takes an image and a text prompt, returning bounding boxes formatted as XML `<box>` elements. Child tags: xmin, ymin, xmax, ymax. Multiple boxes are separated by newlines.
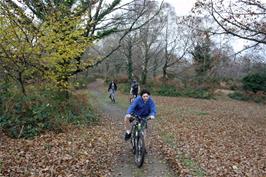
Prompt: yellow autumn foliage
<box><xmin>0</xmin><ymin>10</ymin><xmax>96</xmax><ymax>91</ymax></box>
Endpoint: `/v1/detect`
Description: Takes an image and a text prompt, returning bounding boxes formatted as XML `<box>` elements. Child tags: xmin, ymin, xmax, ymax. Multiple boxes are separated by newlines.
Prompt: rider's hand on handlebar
<box><xmin>126</xmin><ymin>114</ymin><xmax>132</xmax><ymax>118</ymax></box>
<box><xmin>148</xmin><ymin>115</ymin><xmax>155</xmax><ymax>120</ymax></box>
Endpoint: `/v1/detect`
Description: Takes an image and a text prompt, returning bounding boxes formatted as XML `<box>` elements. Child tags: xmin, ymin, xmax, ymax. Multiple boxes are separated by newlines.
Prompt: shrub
<box><xmin>105</xmin><ymin>75</ymin><xmax>128</xmax><ymax>84</ymax></box>
<box><xmin>72</xmin><ymin>75</ymin><xmax>96</xmax><ymax>89</ymax></box>
<box><xmin>229</xmin><ymin>91</ymin><xmax>266</xmax><ymax>103</ymax></box>
<box><xmin>242</xmin><ymin>72</ymin><xmax>266</xmax><ymax>93</ymax></box>
<box><xmin>0</xmin><ymin>93</ymin><xmax>57</xmax><ymax>138</ymax></box>
<box><xmin>115</xmin><ymin>75</ymin><xmax>129</xmax><ymax>83</ymax></box>
<box><xmin>183</xmin><ymin>88</ymin><xmax>212</xmax><ymax>99</ymax></box>
<box><xmin>118</xmin><ymin>83</ymin><xmax>131</xmax><ymax>94</ymax></box>
<box><xmin>119</xmin><ymin>81</ymin><xmax>213</xmax><ymax>99</ymax></box>
<box><xmin>0</xmin><ymin>85</ymin><xmax>97</xmax><ymax>139</ymax></box>
<box><xmin>253</xmin><ymin>94</ymin><xmax>266</xmax><ymax>103</ymax></box>
<box><xmin>152</xmin><ymin>84</ymin><xmax>212</xmax><ymax>99</ymax></box>
<box><xmin>228</xmin><ymin>91</ymin><xmax>250</xmax><ymax>101</ymax></box>
<box><xmin>157</xmin><ymin>85</ymin><xmax>182</xmax><ymax>97</ymax></box>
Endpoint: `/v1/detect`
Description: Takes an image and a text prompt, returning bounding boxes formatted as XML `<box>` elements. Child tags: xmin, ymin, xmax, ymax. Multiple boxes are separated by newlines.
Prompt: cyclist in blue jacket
<box><xmin>124</xmin><ymin>89</ymin><xmax>157</xmax><ymax>141</ymax></box>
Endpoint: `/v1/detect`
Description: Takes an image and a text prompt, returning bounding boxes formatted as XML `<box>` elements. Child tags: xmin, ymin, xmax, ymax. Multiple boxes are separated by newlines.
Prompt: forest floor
<box><xmin>0</xmin><ymin>79</ymin><xmax>265</xmax><ymax>177</ymax></box>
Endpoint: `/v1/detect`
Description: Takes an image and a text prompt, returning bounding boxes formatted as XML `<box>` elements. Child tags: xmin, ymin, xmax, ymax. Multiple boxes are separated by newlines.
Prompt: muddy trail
<box><xmin>88</xmin><ymin>79</ymin><xmax>176</xmax><ymax>177</ymax></box>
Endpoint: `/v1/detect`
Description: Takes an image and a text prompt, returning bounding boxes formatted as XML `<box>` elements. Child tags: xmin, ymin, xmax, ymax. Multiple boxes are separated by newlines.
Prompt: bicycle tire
<box><xmin>134</xmin><ymin>133</ymin><xmax>145</xmax><ymax>167</ymax></box>
<box><xmin>131</xmin><ymin>127</ymin><xmax>136</xmax><ymax>154</ymax></box>
<box><xmin>111</xmin><ymin>94</ymin><xmax>115</xmax><ymax>103</ymax></box>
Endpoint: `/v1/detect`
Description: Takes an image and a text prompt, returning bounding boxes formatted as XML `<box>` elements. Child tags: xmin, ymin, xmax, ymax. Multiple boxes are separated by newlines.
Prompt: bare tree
<box><xmin>193</xmin><ymin>0</ymin><xmax>266</xmax><ymax>46</ymax></box>
<box><xmin>161</xmin><ymin>3</ymin><xmax>190</xmax><ymax>80</ymax></box>
<box><xmin>121</xmin><ymin>33</ymin><xmax>138</xmax><ymax>81</ymax></box>
<box><xmin>136</xmin><ymin>1</ymin><xmax>165</xmax><ymax>84</ymax></box>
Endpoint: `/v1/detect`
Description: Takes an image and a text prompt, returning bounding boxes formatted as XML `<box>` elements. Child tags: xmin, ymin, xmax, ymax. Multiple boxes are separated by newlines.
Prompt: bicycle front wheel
<box><xmin>134</xmin><ymin>133</ymin><xmax>145</xmax><ymax>167</ymax></box>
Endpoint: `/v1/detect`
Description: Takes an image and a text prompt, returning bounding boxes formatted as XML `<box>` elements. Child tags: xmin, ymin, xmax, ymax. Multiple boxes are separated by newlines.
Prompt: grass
<box><xmin>157</xmin><ymin>107</ymin><xmax>208</xmax><ymax>175</ymax></box>
<box><xmin>160</xmin><ymin>127</ymin><xmax>206</xmax><ymax>177</ymax></box>
<box><xmin>116</xmin><ymin>93</ymin><xmax>131</xmax><ymax>109</ymax></box>
<box><xmin>178</xmin><ymin>154</ymin><xmax>206</xmax><ymax>177</ymax></box>
<box><xmin>88</xmin><ymin>89</ymin><xmax>108</xmax><ymax>105</ymax></box>
<box><xmin>163</xmin><ymin>174</ymin><xmax>174</xmax><ymax>177</ymax></box>
<box><xmin>161</xmin><ymin>132</ymin><xmax>176</xmax><ymax>148</ymax></box>
<box><xmin>43</xmin><ymin>143</ymin><xmax>52</xmax><ymax>152</ymax></box>
<box><xmin>176</xmin><ymin>107</ymin><xmax>209</xmax><ymax>116</ymax></box>
<box><xmin>132</xmin><ymin>169</ymin><xmax>145</xmax><ymax>177</ymax></box>
<box><xmin>89</xmin><ymin>83</ymin><xmax>129</xmax><ymax>108</ymax></box>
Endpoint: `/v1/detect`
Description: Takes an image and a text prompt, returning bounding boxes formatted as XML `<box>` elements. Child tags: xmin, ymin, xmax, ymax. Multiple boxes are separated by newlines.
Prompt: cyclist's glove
<box><xmin>125</xmin><ymin>114</ymin><xmax>131</xmax><ymax>118</ymax></box>
<box><xmin>148</xmin><ymin>115</ymin><xmax>155</xmax><ymax>119</ymax></box>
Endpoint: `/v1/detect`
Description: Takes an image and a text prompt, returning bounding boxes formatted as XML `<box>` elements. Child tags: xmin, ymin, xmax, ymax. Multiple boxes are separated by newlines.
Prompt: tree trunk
<box><xmin>162</xmin><ymin>60</ymin><xmax>168</xmax><ymax>81</ymax></box>
<box><xmin>127</xmin><ymin>42</ymin><xmax>133</xmax><ymax>81</ymax></box>
<box><xmin>141</xmin><ymin>55</ymin><xmax>149</xmax><ymax>85</ymax></box>
<box><xmin>18</xmin><ymin>72</ymin><xmax>26</xmax><ymax>96</ymax></box>
<box><xmin>152</xmin><ymin>58</ymin><xmax>158</xmax><ymax>78</ymax></box>
<box><xmin>162</xmin><ymin>19</ymin><xmax>169</xmax><ymax>82</ymax></box>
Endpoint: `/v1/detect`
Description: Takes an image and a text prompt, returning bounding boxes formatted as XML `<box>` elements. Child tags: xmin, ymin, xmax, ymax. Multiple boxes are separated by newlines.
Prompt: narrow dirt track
<box><xmin>88</xmin><ymin>79</ymin><xmax>177</xmax><ymax>177</ymax></box>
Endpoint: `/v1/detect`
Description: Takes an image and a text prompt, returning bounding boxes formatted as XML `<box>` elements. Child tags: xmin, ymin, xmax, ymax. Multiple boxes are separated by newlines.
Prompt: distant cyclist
<box><xmin>108</xmin><ymin>80</ymin><xmax>117</xmax><ymax>102</ymax></box>
<box><xmin>130</xmin><ymin>80</ymin><xmax>140</xmax><ymax>103</ymax></box>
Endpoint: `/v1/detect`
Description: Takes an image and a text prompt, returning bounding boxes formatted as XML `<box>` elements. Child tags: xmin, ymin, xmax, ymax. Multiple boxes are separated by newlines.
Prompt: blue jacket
<box><xmin>127</xmin><ymin>96</ymin><xmax>156</xmax><ymax>117</ymax></box>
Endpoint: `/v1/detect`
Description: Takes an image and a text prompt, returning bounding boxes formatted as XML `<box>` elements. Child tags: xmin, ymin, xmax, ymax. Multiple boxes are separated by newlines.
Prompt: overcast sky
<box><xmin>165</xmin><ymin>0</ymin><xmax>266</xmax><ymax>16</ymax></box>
<box><xmin>163</xmin><ymin>0</ymin><xmax>264</xmax><ymax>53</ymax></box>
<box><xmin>164</xmin><ymin>0</ymin><xmax>197</xmax><ymax>16</ymax></box>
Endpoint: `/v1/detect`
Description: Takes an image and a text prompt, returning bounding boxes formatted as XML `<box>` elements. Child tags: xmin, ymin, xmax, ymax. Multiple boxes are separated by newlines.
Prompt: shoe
<box><xmin>124</xmin><ymin>132</ymin><xmax>131</xmax><ymax>141</ymax></box>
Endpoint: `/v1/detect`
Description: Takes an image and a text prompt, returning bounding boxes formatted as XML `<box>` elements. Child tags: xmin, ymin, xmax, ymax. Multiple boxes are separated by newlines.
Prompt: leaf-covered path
<box><xmin>88</xmin><ymin>79</ymin><xmax>176</xmax><ymax>177</ymax></box>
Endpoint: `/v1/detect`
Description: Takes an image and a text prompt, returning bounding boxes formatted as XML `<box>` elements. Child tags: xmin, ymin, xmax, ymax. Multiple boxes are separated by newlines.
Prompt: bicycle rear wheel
<box><xmin>134</xmin><ymin>133</ymin><xmax>145</xmax><ymax>167</ymax></box>
<box><xmin>111</xmin><ymin>94</ymin><xmax>115</xmax><ymax>103</ymax></box>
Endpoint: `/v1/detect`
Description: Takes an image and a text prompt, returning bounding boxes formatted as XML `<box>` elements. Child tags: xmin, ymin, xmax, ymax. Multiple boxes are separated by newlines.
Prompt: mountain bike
<box><xmin>130</xmin><ymin>114</ymin><xmax>149</xmax><ymax>167</ymax></box>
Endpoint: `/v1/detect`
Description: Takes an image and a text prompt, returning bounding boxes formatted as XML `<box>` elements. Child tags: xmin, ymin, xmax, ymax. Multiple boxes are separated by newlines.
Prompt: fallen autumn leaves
<box><xmin>153</xmin><ymin>96</ymin><xmax>266</xmax><ymax>177</ymax></box>
<box><xmin>0</xmin><ymin>121</ymin><xmax>121</xmax><ymax>177</ymax></box>
<box><xmin>1</xmin><ymin>93</ymin><xmax>265</xmax><ymax>177</ymax></box>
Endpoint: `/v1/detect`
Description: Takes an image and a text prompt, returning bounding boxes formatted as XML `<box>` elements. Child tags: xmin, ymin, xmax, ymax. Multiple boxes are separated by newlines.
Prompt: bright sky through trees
<box><xmin>165</xmin><ymin>0</ymin><xmax>197</xmax><ymax>16</ymax></box>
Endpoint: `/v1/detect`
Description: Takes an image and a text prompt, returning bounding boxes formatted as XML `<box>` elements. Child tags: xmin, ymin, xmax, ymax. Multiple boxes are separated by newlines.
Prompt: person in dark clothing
<box><xmin>130</xmin><ymin>80</ymin><xmax>140</xmax><ymax>98</ymax></box>
<box><xmin>129</xmin><ymin>80</ymin><xmax>140</xmax><ymax>103</ymax></box>
<box><xmin>108</xmin><ymin>80</ymin><xmax>117</xmax><ymax>102</ymax></box>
